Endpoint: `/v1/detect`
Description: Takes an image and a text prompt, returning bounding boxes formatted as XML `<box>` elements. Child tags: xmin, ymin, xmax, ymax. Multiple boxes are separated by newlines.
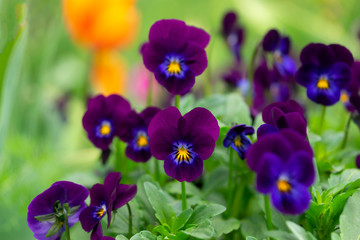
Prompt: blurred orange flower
<box><xmin>91</xmin><ymin>50</ymin><xmax>127</xmax><ymax>96</ymax></box>
<box><xmin>63</xmin><ymin>0</ymin><xmax>139</xmax><ymax>49</ymax></box>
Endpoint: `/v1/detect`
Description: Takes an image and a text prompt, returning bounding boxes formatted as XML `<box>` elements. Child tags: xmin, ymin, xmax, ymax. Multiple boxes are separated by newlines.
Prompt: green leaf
<box><xmin>34</xmin><ymin>213</ymin><xmax>56</xmax><ymax>222</ymax></box>
<box><xmin>286</xmin><ymin>221</ymin><xmax>316</xmax><ymax>240</ymax></box>
<box><xmin>212</xmin><ymin>217</ymin><xmax>241</xmax><ymax>237</ymax></box>
<box><xmin>130</xmin><ymin>231</ymin><xmax>157</xmax><ymax>240</ymax></box>
<box><xmin>45</xmin><ymin>219</ymin><xmax>62</xmax><ymax>237</ymax></box>
<box><xmin>187</xmin><ymin>203</ymin><xmax>226</xmax><ymax>225</ymax></box>
<box><xmin>144</xmin><ymin>182</ymin><xmax>176</xmax><ymax>226</ymax></box>
<box><xmin>340</xmin><ymin>190</ymin><xmax>360</xmax><ymax>240</ymax></box>
<box><xmin>267</xmin><ymin>230</ymin><xmax>297</xmax><ymax>240</ymax></box>
<box><xmin>153</xmin><ymin>225</ymin><xmax>171</xmax><ymax>237</ymax></box>
<box><xmin>331</xmin><ymin>232</ymin><xmax>341</xmax><ymax>240</ymax></box>
<box><xmin>241</xmin><ymin>214</ymin><xmax>267</xmax><ymax>240</ymax></box>
<box><xmin>116</xmin><ymin>235</ymin><xmax>129</xmax><ymax>240</ymax></box>
<box><xmin>171</xmin><ymin>208</ymin><xmax>193</xmax><ymax>233</ymax></box>
<box><xmin>182</xmin><ymin>219</ymin><xmax>215</xmax><ymax>239</ymax></box>
<box><xmin>245</xmin><ymin>237</ymin><xmax>257</xmax><ymax>240</ymax></box>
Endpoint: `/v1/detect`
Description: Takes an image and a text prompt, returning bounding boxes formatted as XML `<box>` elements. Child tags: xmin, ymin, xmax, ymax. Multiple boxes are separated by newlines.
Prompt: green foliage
<box><xmin>340</xmin><ymin>190</ymin><xmax>360</xmax><ymax>240</ymax></box>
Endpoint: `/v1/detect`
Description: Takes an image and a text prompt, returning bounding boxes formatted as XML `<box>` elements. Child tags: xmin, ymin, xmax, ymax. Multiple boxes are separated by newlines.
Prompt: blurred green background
<box><xmin>1</xmin><ymin>0</ymin><xmax>360</xmax><ymax>239</ymax></box>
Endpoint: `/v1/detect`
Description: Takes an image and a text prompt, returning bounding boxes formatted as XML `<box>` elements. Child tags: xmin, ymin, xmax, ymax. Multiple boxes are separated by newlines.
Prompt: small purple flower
<box><xmin>257</xmin><ymin>100</ymin><xmax>307</xmax><ymax>138</ymax></box>
<box><xmin>247</xmin><ymin>130</ymin><xmax>315</xmax><ymax>214</ymax></box>
<box><xmin>79</xmin><ymin>172</ymin><xmax>137</xmax><ymax>240</ymax></box>
<box><xmin>341</xmin><ymin>61</ymin><xmax>360</xmax><ymax>112</ymax></box>
<box><xmin>121</xmin><ymin>107</ymin><xmax>161</xmax><ymax>162</ymax></box>
<box><xmin>141</xmin><ymin>19</ymin><xmax>210</xmax><ymax>95</ymax></box>
<box><xmin>221</xmin><ymin>11</ymin><xmax>245</xmax><ymax>61</ymax></box>
<box><xmin>82</xmin><ymin>95</ymin><xmax>131</xmax><ymax>150</ymax></box>
<box><xmin>262</xmin><ymin>29</ymin><xmax>296</xmax><ymax>76</ymax></box>
<box><xmin>222</xmin><ymin>68</ymin><xmax>249</xmax><ymax>95</ymax></box>
<box><xmin>148</xmin><ymin>107</ymin><xmax>219</xmax><ymax>182</ymax></box>
<box><xmin>223</xmin><ymin>124</ymin><xmax>254</xmax><ymax>159</ymax></box>
<box><xmin>27</xmin><ymin>181</ymin><xmax>89</xmax><ymax>240</ymax></box>
<box><xmin>295</xmin><ymin>43</ymin><xmax>354</xmax><ymax>106</ymax></box>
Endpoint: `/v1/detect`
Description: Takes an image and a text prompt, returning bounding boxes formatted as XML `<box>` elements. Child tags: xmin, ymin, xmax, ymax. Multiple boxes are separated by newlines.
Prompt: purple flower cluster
<box><xmin>223</xmin><ymin>124</ymin><xmax>254</xmax><ymax>159</ymax></box>
<box><xmin>141</xmin><ymin>19</ymin><xmax>210</xmax><ymax>95</ymax></box>
<box><xmin>222</xmin><ymin>12</ymin><xmax>245</xmax><ymax>62</ymax></box>
<box><xmin>246</xmin><ymin>130</ymin><xmax>315</xmax><ymax>214</ymax></box>
<box><xmin>148</xmin><ymin>107</ymin><xmax>219</xmax><ymax>182</ymax></box>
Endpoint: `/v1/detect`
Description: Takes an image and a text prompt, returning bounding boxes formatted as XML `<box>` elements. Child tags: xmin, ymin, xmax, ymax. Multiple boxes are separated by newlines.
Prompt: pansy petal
<box><xmin>257</xmin><ymin>124</ymin><xmax>278</xmax><ymax>139</ymax></box>
<box><xmin>79</xmin><ymin>207</ymin><xmax>101</xmax><ymax>232</ymax></box>
<box><xmin>183</xmin><ymin>107</ymin><xmax>220</xmax><ymax>141</ymax></box>
<box><xmin>286</xmin><ymin>151</ymin><xmax>315</xmax><ymax>186</ymax></box>
<box><xmin>89</xmin><ymin>184</ymin><xmax>108</xmax><ymax>207</ymax></box>
<box><xmin>276</xmin><ymin>55</ymin><xmax>296</xmax><ymax>76</ymax></box>
<box><xmin>113</xmin><ymin>184</ymin><xmax>138</xmax><ymax>210</ymax></box>
<box><xmin>278</xmin><ymin>36</ymin><xmax>290</xmax><ymax>55</ymax></box>
<box><xmin>271</xmin><ymin>182</ymin><xmax>311</xmax><ymax>215</ymax></box>
<box><xmin>90</xmin><ymin>222</ymin><xmax>103</xmax><ymax>240</ymax></box>
<box><xmin>256</xmin><ymin>153</ymin><xmax>283</xmax><ymax>193</ymax></box>
<box><xmin>148</xmin><ymin>107</ymin><xmax>181</xmax><ymax>138</ymax></box>
<box><xmin>262</xmin><ymin>29</ymin><xmax>279</xmax><ymax>52</ymax></box>
<box><xmin>188</xmin><ymin>26</ymin><xmax>210</xmax><ymax>48</ymax></box>
<box><xmin>104</xmin><ymin>172</ymin><xmax>121</xmax><ymax>202</ymax></box>
<box><xmin>149</xmin><ymin>126</ymin><xmax>180</xmax><ymax>160</ymax></box>
<box><xmin>164</xmin><ymin>153</ymin><xmax>203</xmax><ymax>182</ymax></box>
<box><xmin>126</xmin><ymin>143</ymin><xmax>152</xmax><ymax>162</ymax></box>
<box><xmin>295</xmin><ymin>64</ymin><xmax>319</xmax><ymax>87</ymax></box>
<box><xmin>56</xmin><ymin>181</ymin><xmax>89</xmax><ymax>207</ymax></box>
<box><xmin>183</xmin><ymin>42</ymin><xmax>208</xmax><ymax>76</ymax></box>
<box><xmin>190</xmin><ymin>130</ymin><xmax>216</xmax><ymax>160</ymax></box>
<box><xmin>307</xmin><ymin>80</ymin><xmax>341</xmax><ymax>105</ymax></box>
<box><xmin>327</xmin><ymin>62</ymin><xmax>352</xmax><ymax>89</ymax></box>
<box><xmin>300</xmin><ymin>43</ymin><xmax>335</xmax><ymax>67</ymax></box>
<box><xmin>142</xmin><ymin>43</ymin><xmax>166</xmax><ymax>71</ymax></box>
<box><xmin>140</xmin><ymin>107</ymin><xmax>162</xmax><ymax>126</ymax></box>
<box><xmin>329</xmin><ymin>44</ymin><xmax>354</xmax><ymax>67</ymax></box>
<box><xmin>278</xmin><ymin>112</ymin><xmax>307</xmax><ymax>138</ymax></box>
<box><xmin>280</xmin><ymin>129</ymin><xmax>313</xmax><ymax>155</ymax></box>
<box><xmin>222</xmin><ymin>12</ymin><xmax>237</xmax><ymax>36</ymax></box>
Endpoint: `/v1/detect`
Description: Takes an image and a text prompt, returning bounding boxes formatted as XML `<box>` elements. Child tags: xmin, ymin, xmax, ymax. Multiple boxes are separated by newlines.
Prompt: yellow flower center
<box><xmin>100</xmin><ymin>123</ymin><xmax>111</xmax><ymax>135</ymax></box>
<box><xmin>167</xmin><ymin>61</ymin><xmax>181</xmax><ymax>74</ymax></box>
<box><xmin>176</xmin><ymin>147</ymin><xmax>191</xmax><ymax>162</ymax></box>
<box><xmin>340</xmin><ymin>91</ymin><xmax>349</xmax><ymax>103</ymax></box>
<box><xmin>234</xmin><ymin>136</ymin><xmax>242</xmax><ymax>147</ymax></box>
<box><xmin>96</xmin><ymin>207</ymin><xmax>106</xmax><ymax>218</ymax></box>
<box><xmin>137</xmin><ymin>135</ymin><xmax>148</xmax><ymax>147</ymax></box>
<box><xmin>277</xmin><ymin>179</ymin><xmax>291</xmax><ymax>193</ymax></box>
<box><xmin>317</xmin><ymin>77</ymin><xmax>329</xmax><ymax>90</ymax></box>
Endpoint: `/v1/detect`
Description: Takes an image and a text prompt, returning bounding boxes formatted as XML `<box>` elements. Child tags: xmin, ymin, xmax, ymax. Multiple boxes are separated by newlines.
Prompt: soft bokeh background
<box><xmin>1</xmin><ymin>0</ymin><xmax>360</xmax><ymax>239</ymax></box>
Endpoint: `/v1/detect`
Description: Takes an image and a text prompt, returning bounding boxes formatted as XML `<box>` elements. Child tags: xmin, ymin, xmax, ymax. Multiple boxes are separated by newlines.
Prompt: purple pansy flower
<box><xmin>79</xmin><ymin>172</ymin><xmax>137</xmax><ymax>240</ymax></box>
<box><xmin>148</xmin><ymin>107</ymin><xmax>219</xmax><ymax>182</ymax></box>
<box><xmin>340</xmin><ymin>61</ymin><xmax>360</xmax><ymax>112</ymax></box>
<box><xmin>246</xmin><ymin>130</ymin><xmax>315</xmax><ymax>214</ymax></box>
<box><xmin>27</xmin><ymin>181</ymin><xmax>89</xmax><ymax>240</ymax></box>
<box><xmin>295</xmin><ymin>43</ymin><xmax>354</xmax><ymax>106</ymax></box>
<box><xmin>223</xmin><ymin>124</ymin><xmax>254</xmax><ymax>159</ymax></box>
<box><xmin>82</xmin><ymin>95</ymin><xmax>131</xmax><ymax>150</ymax></box>
<box><xmin>222</xmin><ymin>68</ymin><xmax>249</xmax><ymax>95</ymax></box>
<box><xmin>257</xmin><ymin>100</ymin><xmax>307</xmax><ymax>138</ymax></box>
<box><xmin>120</xmin><ymin>107</ymin><xmax>161</xmax><ymax>162</ymax></box>
<box><xmin>141</xmin><ymin>19</ymin><xmax>210</xmax><ymax>95</ymax></box>
<box><xmin>262</xmin><ymin>29</ymin><xmax>296</xmax><ymax>77</ymax></box>
<box><xmin>221</xmin><ymin>11</ymin><xmax>245</xmax><ymax>61</ymax></box>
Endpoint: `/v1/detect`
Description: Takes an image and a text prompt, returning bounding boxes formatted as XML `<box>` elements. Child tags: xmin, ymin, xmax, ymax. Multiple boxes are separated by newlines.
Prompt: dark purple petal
<box><xmin>349</xmin><ymin>61</ymin><xmax>360</xmax><ymax>93</ymax></box>
<box><xmin>256</xmin><ymin>153</ymin><xmax>283</xmax><ymax>193</ymax></box>
<box><xmin>149</xmin><ymin>126</ymin><xmax>180</xmax><ymax>160</ymax></box>
<box><xmin>280</xmin><ymin>130</ymin><xmax>313</xmax><ymax>155</ymax></box>
<box><xmin>140</xmin><ymin>107</ymin><xmax>162</xmax><ymax>126</ymax></box>
<box><xmin>257</xmin><ymin>124</ymin><xmax>278</xmax><ymax>138</ymax></box>
<box><xmin>327</xmin><ymin>62</ymin><xmax>352</xmax><ymax>89</ymax></box>
<box><xmin>89</xmin><ymin>184</ymin><xmax>108</xmax><ymax>207</ymax></box>
<box><xmin>350</xmin><ymin>94</ymin><xmax>360</xmax><ymax>113</ymax></box>
<box><xmin>142</xmin><ymin>43</ymin><xmax>166</xmax><ymax>72</ymax></box>
<box><xmin>164</xmin><ymin>153</ymin><xmax>203</xmax><ymax>182</ymax></box>
<box><xmin>190</xmin><ymin>130</ymin><xmax>216</xmax><ymax>160</ymax></box>
<box><xmin>356</xmin><ymin>155</ymin><xmax>360</xmax><ymax>169</ymax></box>
<box><xmin>148</xmin><ymin>107</ymin><xmax>182</xmax><ymax>138</ymax></box>
<box><xmin>90</xmin><ymin>223</ymin><xmax>103</xmax><ymax>240</ymax></box>
<box><xmin>300</xmin><ymin>43</ymin><xmax>335</xmax><ymax>67</ymax></box>
<box><xmin>262</xmin><ymin>100</ymin><xmax>305</xmax><ymax>124</ymax></box>
<box><xmin>126</xmin><ymin>143</ymin><xmax>152</xmax><ymax>162</ymax></box>
<box><xmin>329</xmin><ymin>44</ymin><xmax>354</xmax><ymax>67</ymax></box>
<box><xmin>183</xmin><ymin>42</ymin><xmax>208</xmax><ymax>76</ymax></box>
<box><xmin>276</xmin><ymin>112</ymin><xmax>307</xmax><ymax>138</ymax></box>
<box><xmin>271</xmin><ymin>182</ymin><xmax>311</xmax><ymax>215</ymax></box>
<box><xmin>278</xmin><ymin>36</ymin><xmax>290</xmax><ymax>55</ymax></box>
<box><xmin>183</xmin><ymin>107</ymin><xmax>220</xmax><ymax>141</ymax></box>
<box><xmin>104</xmin><ymin>172</ymin><xmax>121</xmax><ymax>202</ymax></box>
<box><xmin>286</xmin><ymin>151</ymin><xmax>315</xmax><ymax>187</ymax></box>
<box><xmin>306</xmin><ymin>79</ymin><xmax>341</xmax><ymax>105</ymax></box>
<box><xmin>188</xmin><ymin>26</ymin><xmax>210</xmax><ymax>48</ymax></box>
<box><xmin>295</xmin><ymin>63</ymin><xmax>320</xmax><ymax>87</ymax></box>
<box><xmin>275</xmin><ymin>55</ymin><xmax>296</xmax><ymax>76</ymax></box>
<box><xmin>222</xmin><ymin>12</ymin><xmax>237</xmax><ymax>36</ymax></box>
<box><xmin>56</xmin><ymin>181</ymin><xmax>89</xmax><ymax>208</ymax></box>
<box><xmin>79</xmin><ymin>207</ymin><xmax>101</xmax><ymax>232</ymax></box>
<box><xmin>262</xmin><ymin>29</ymin><xmax>280</xmax><ymax>52</ymax></box>
<box><xmin>113</xmin><ymin>184</ymin><xmax>137</xmax><ymax>210</ymax></box>
<box><xmin>154</xmin><ymin>66</ymin><xmax>196</xmax><ymax>95</ymax></box>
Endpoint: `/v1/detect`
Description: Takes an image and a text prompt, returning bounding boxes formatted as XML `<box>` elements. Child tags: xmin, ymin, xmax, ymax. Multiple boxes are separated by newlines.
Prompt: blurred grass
<box><xmin>1</xmin><ymin>0</ymin><xmax>360</xmax><ymax>239</ymax></box>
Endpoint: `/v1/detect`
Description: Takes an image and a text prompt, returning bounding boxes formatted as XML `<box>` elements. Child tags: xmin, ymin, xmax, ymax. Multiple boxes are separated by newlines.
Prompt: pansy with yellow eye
<box><xmin>296</xmin><ymin>43</ymin><xmax>354</xmax><ymax>106</ymax></box>
<box><xmin>223</xmin><ymin>124</ymin><xmax>254</xmax><ymax>159</ymax></box>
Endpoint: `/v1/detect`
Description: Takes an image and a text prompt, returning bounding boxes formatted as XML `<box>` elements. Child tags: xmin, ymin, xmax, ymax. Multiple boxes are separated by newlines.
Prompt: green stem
<box><xmin>340</xmin><ymin>113</ymin><xmax>352</xmax><ymax>150</ymax></box>
<box><xmin>114</xmin><ymin>139</ymin><xmax>125</xmax><ymax>172</ymax></box>
<box><xmin>175</xmin><ymin>95</ymin><xmax>180</xmax><ymax>109</ymax></box>
<box><xmin>227</xmin><ymin>148</ymin><xmax>234</xmax><ymax>216</ymax></box>
<box><xmin>318</xmin><ymin>105</ymin><xmax>326</xmax><ymax>134</ymax></box>
<box><xmin>181</xmin><ymin>181</ymin><xmax>187</xmax><ymax>210</ymax></box>
<box><xmin>64</xmin><ymin>207</ymin><xmax>71</xmax><ymax>240</ymax></box>
<box><xmin>147</xmin><ymin>75</ymin><xmax>153</xmax><ymax>106</ymax></box>
<box><xmin>264</xmin><ymin>195</ymin><xmax>273</xmax><ymax>231</ymax></box>
<box><xmin>154</xmin><ymin>157</ymin><xmax>160</xmax><ymax>183</ymax></box>
<box><xmin>127</xmin><ymin>203</ymin><xmax>133</xmax><ymax>238</ymax></box>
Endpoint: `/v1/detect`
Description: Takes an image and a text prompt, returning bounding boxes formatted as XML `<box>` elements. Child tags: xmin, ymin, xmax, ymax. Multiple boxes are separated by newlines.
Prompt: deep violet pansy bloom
<box><xmin>257</xmin><ymin>100</ymin><xmax>307</xmax><ymax>139</ymax></box>
<box><xmin>262</xmin><ymin>29</ymin><xmax>296</xmax><ymax>77</ymax></box>
<box><xmin>82</xmin><ymin>95</ymin><xmax>131</xmax><ymax>150</ymax></box>
<box><xmin>27</xmin><ymin>181</ymin><xmax>89</xmax><ymax>240</ymax></box>
<box><xmin>295</xmin><ymin>43</ymin><xmax>354</xmax><ymax>106</ymax></box>
<box><xmin>80</xmin><ymin>172</ymin><xmax>137</xmax><ymax>240</ymax></box>
<box><xmin>148</xmin><ymin>107</ymin><xmax>219</xmax><ymax>182</ymax></box>
<box><xmin>223</xmin><ymin>124</ymin><xmax>254</xmax><ymax>159</ymax></box>
<box><xmin>141</xmin><ymin>19</ymin><xmax>210</xmax><ymax>95</ymax></box>
<box><xmin>221</xmin><ymin>11</ymin><xmax>245</xmax><ymax>61</ymax></box>
<box><xmin>246</xmin><ymin>130</ymin><xmax>315</xmax><ymax>214</ymax></box>
<box><xmin>120</xmin><ymin>107</ymin><xmax>161</xmax><ymax>162</ymax></box>
<box><xmin>340</xmin><ymin>61</ymin><xmax>360</xmax><ymax>112</ymax></box>
<box><xmin>222</xmin><ymin>68</ymin><xmax>249</xmax><ymax>95</ymax></box>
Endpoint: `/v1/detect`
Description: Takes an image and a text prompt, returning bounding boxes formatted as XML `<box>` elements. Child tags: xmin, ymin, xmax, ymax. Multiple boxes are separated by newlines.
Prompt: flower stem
<box><xmin>63</xmin><ymin>206</ymin><xmax>71</xmax><ymax>240</ymax></box>
<box><xmin>147</xmin><ymin>74</ymin><xmax>153</xmax><ymax>106</ymax></box>
<box><xmin>181</xmin><ymin>181</ymin><xmax>187</xmax><ymax>210</ymax></box>
<box><xmin>154</xmin><ymin>157</ymin><xmax>160</xmax><ymax>183</ymax></box>
<box><xmin>127</xmin><ymin>203</ymin><xmax>133</xmax><ymax>238</ymax></box>
<box><xmin>318</xmin><ymin>105</ymin><xmax>326</xmax><ymax>134</ymax></box>
<box><xmin>227</xmin><ymin>148</ymin><xmax>234</xmax><ymax>216</ymax></box>
<box><xmin>264</xmin><ymin>195</ymin><xmax>273</xmax><ymax>231</ymax></box>
<box><xmin>340</xmin><ymin>113</ymin><xmax>352</xmax><ymax>150</ymax></box>
<box><xmin>248</xmin><ymin>43</ymin><xmax>261</xmax><ymax>103</ymax></box>
<box><xmin>175</xmin><ymin>95</ymin><xmax>180</xmax><ymax>109</ymax></box>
